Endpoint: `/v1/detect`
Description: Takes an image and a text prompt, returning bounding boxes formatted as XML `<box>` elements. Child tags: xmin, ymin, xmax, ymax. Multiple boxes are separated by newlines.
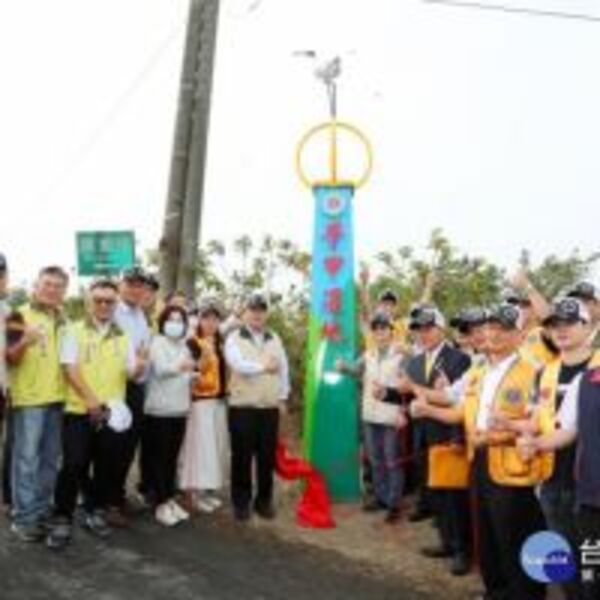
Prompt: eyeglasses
<box><xmin>92</xmin><ymin>297</ymin><xmax>117</xmax><ymax>306</ymax></box>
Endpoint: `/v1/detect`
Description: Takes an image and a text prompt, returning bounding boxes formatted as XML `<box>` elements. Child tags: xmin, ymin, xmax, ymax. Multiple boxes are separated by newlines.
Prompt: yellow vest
<box><xmin>228</xmin><ymin>328</ymin><xmax>280</xmax><ymax>408</ymax></box>
<box><xmin>519</xmin><ymin>326</ymin><xmax>556</xmax><ymax>369</ymax></box>
<box><xmin>10</xmin><ymin>304</ymin><xmax>66</xmax><ymax>407</ymax></box>
<box><xmin>65</xmin><ymin>320</ymin><xmax>129</xmax><ymax>415</ymax></box>
<box><xmin>463</xmin><ymin>356</ymin><xmax>554</xmax><ymax>486</ymax></box>
<box><xmin>537</xmin><ymin>351</ymin><xmax>600</xmax><ymax>432</ymax></box>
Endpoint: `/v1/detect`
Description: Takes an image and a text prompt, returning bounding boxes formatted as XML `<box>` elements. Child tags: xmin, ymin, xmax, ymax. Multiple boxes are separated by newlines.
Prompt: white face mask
<box><xmin>164</xmin><ymin>320</ymin><xmax>185</xmax><ymax>339</ymax></box>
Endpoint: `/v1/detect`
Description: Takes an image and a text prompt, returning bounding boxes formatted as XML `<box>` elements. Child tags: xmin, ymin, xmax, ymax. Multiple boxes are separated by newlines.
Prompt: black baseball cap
<box><xmin>543</xmin><ymin>297</ymin><xmax>591</xmax><ymax>327</ymax></box>
<box><xmin>246</xmin><ymin>292</ymin><xmax>269</xmax><ymax>311</ymax></box>
<box><xmin>145</xmin><ymin>273</ymin><xmax>160</xmax><ymax>291</ymax></box>
<box><xmin>450</xmin><ymin>307</ymin><xmax>488</xmax><ymax>332</ymax></box>
<box><xmin>487</xmin><ymin>303</ymin><xmax>523</xmax><ymax>330</ymax></box>
<box><xmin>122</xmin><ymin>266</ymin><xmax>147</xmax><ymax>284</ymax></box>
<box><xmin>0</xmin><ymin>253</ymin><xmax>7</xmax><ymax>273</ymax></box>
<box><xmin>378</xmin><ymin>289</ymin><xmax>398</xmax><ymax>304</ymax></box>
<box><xmin>409</xmin><ymin>305</ymin><xmax>446</xmax><ymax>330</ymax></box>
<box><xmin>370</xmin><ymin>312</ymin><xmax>392</xmax><ymax>330</ymax></box>
<box><xmin>567</xmin><ymin>281</ymin><xmax>598</xmax><ymax>303</ymax></box>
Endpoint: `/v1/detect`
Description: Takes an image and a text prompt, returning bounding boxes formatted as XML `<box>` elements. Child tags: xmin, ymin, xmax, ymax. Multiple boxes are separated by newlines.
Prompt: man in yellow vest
<box><xmin>46</xmin><ymin>279</ymin><xmax>140</xmax><ymax>550</ymax></box>
<box><xmin>531</xmin><ymin>296</ymin><xmax>595</xmax><ymax>600</ymax></box>
<box><xmin>411</xmin><ymin>303</ymin><xmax>551</xmax><ymax>600</ymax></box>
<box><xmin>224</xmin><ymin>292</ymin><xmax>290</xmax><ymax>522</ymax></box>
<box><xmin>7</xmin><ymin>266</ymin><xmax>69</xmax><ymax>542</ymax></box>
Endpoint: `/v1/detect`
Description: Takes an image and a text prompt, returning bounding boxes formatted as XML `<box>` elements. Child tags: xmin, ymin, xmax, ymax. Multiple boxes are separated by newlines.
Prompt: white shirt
<box><xmin>114</xmin><ymin>300</ymin><xmax>151</xmax><ymax>382</ymax></box>
<box><xmin>555</xmin><ymin>374</ymin><xmax>581</xmax><ymax>432</ymax></box>
<box><xmin>475</xmin><ymin>353</ymin><xmax>519</xmax><ymax>431</ymax></box>
<box><xmin>224</xmin><ymin>328</ymin><xmax>291</xmax><ymax>401</ymax></box>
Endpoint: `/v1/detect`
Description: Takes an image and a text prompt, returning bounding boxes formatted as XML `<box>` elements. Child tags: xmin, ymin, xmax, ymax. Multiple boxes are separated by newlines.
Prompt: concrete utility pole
<box><xmin>159</xmin><ymin>0</ymin><xmax>220</xmax><ymax>298</ymax></box>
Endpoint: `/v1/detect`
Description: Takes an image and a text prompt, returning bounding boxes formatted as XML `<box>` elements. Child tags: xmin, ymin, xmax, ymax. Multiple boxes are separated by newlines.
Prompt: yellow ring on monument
<box><xmin>295</xmin><ymin>121</ymin><xmax>373</xmax><ymax>189</ymax></box>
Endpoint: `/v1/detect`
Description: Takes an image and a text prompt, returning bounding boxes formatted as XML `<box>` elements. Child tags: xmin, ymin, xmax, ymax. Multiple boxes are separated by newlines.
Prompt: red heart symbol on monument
<box><xmin>324</xmin><ymin>256</ymin><xmax>343</xmax><ymax>277</ymax></box>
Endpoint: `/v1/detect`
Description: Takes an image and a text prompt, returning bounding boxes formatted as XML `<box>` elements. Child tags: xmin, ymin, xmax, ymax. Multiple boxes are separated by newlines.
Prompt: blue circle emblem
<box><xmin>520</xmin><ymin>531</ymin><xmax>577</xmax><ymax>583</ymax></box>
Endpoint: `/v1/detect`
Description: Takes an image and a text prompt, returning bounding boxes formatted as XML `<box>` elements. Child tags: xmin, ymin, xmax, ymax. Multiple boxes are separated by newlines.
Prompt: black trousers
<box><xmin>577</xmin><ymin>505</ymin><xmax>600</xmax><ymax>600</ymax></box>
<box><xmin>473</xmin><ymin>450</ymin><xmax>546</xmax><ymax>600</ymax></box>
<box><xmin>113</xmin><ymin>382</ymin><xmax>145</xmax><ymax>506</ymax></box>
<box><xmin>141</xmin><ymin>415</ymin><xmax>186</xmax><ymax>505</ymax></box>
<box><xmin>54</xmin><ymin>414</ymin><xmax>122</xmax><ymax>518</ymax></box>
<box><xmin>412</xmin><ymin>421</ymin><xmax>432</xmax><ymax>513</ymax></box>
<box><xmin>55</xmin><ymin>414</ymin><xmax>95</xmax><ymax>518</ymax></box>
<box><xmin>436</xmin><ymin>488</ymin><xmax>471</xmax><ymax>556</ymax></box>
<box><xmin>228</xmin><ymin>407</ymin><xmax>279</xmax><ymax>511</ymax></box>
<box><xmin>2</xmin><ymin>404</ymin><xmax>13</xmax><ymax>506</ymax></box>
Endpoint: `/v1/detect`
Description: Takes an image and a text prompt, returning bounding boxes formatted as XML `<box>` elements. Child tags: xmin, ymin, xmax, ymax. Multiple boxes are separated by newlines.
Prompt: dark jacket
<box><xmin>406</xmin><ymin>342</ymin><xmax>471</xmax><ymax>445</ymax></box>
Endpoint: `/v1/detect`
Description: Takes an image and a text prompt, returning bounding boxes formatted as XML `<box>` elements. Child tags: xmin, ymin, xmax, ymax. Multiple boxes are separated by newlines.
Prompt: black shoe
<box><xmin>408</xmin><ymin>508</ymin><xmax>433</xmax><ymax>523</ymax></box>
<box><xmin>46</xmin><ymin>518</ymin><xmax>72</xmax><ymax>551</ymax></box>
<box><xmin>83</xmin><ymin>511</ymin><xmax>111</xmax><ymax>539</ymax></box>
<box><xmin>254</xmin><ymin>502</ymin><xmax>276</xmax><ymax>520</ymax></box>
<box><xmin>450</xmin><ymin>553</ymin><xmax>470</xmax><ymax>576</ymax></box>
<box><xmin>384</xmin><ymin>508</ymin><xmax>402</xmax><ymax>524</ymax></box>
<box><xmin>234</xmin><ymin>506</ymin><xmax>251</xmax><ymax>522</ymax></box>
<box><xmin>420</xmin><ymin>545</ymin><xmax>453</xmax><ymax>559</ymax></box>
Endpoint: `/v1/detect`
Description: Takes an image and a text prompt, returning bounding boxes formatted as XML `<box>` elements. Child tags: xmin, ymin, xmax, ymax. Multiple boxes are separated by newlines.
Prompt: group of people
<box><xmin>351</xmin><ymin>269</ymin><xmax>600</xmax><ymax>600</ymax></box>
<box><xmin>1</xmin><ymin>250</ymin><xmax>600</xmax><ymax>600</ymax></box>
<box><xmin>0</xmin><ymin>257</ymin><xmax>290</xmax><ymax>552</ymax></box>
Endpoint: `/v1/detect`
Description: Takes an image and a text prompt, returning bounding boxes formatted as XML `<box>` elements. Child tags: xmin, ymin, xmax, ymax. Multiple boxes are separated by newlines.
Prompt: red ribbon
<box><xmin>275</xmin><ymin>441</ymin><xmax>336</xmax><ymax>529</ymax></box>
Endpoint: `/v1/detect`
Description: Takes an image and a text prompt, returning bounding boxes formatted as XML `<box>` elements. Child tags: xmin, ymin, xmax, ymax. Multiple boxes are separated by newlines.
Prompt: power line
<box><xmin>422</xmin><ymin>0</ymin><xmax>600</xmax><ymax>24</ymax></box>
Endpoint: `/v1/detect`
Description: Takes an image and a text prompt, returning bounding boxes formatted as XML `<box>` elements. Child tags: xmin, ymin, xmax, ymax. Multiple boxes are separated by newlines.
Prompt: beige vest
<box><xmin>362</xmin><ymin>347</ymin><xmax>403</xmax><ymax>426</ymax></box>
<box><xmin>228</xmin><ymin>328</ymin><xmax>281</xmax><ymax>408</ymax></box>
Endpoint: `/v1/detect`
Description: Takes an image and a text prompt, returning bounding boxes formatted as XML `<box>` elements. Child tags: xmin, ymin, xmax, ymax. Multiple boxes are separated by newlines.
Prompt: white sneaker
<box><xmin>168</xmin><ymin>500</ymin><xmax>190</xmax><ymax>522</ymax></box>
<box><xmin>195</xmin><ymin>497</ymin><xmax>217</xmax><ymax>514</ymax></box>
<box><xmin>155</xmin><ymin>503</ymin><xmax>179</xmax><ymax>527</ymax></box>
<box><xmin>204</xmin><ymin>495</ymin><xmax>223</xmax><ymax>510</ymax></box>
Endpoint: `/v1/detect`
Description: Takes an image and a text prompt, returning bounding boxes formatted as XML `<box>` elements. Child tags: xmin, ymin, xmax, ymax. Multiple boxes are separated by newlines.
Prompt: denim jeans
<box><xmin>363</xmin><ymin>422</ymin><xmax>404</xmax><ymax>509</ymax></box>
<box><xmin>11</xmin><ymin>404</ymin><xmax>63</xmax><ymax>526</ymax></box>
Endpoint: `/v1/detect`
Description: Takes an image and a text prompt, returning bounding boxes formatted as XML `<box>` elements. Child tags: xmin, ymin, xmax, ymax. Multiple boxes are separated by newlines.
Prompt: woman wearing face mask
<box><xmin>180</xmin><ymin>300</ymin><xmax>229</xmax><ymax>514</ymax></box>
<box><xmin>143</xmin><ymin>305</ymin><xmax>196</xmax><ymax>526</ymax></box>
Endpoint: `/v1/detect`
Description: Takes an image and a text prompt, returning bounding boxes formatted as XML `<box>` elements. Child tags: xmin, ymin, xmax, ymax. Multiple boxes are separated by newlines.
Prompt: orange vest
<box><xmin>192</xmin><ymin>337</ymin><xmax>222</xmax><ymax>399</ymax></box>
<box><xmin>463</xmin><ymin>356</ymin><xmax>554</xmax><ymax>486</ymax></box>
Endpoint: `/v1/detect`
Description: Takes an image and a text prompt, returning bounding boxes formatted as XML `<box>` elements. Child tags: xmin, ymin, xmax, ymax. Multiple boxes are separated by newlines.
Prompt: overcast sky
<box><xmin>0</xmin><ymin>0</ymin><xmax>599</xmax><ymax>288</ymax></box>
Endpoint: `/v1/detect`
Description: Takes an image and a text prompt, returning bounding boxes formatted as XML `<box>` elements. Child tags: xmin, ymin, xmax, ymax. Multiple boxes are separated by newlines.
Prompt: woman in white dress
<box><xmin>180</xmin><ymin>301</ymin><xmax>229</xmax><ymax>513</ymax></box>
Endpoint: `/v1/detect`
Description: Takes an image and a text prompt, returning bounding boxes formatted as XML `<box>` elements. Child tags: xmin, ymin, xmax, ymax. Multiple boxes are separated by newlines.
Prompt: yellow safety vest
<box><xmin>519</xmin><ymin>326</ymin><xmax>557</xmax><ymax>369</ymax></box>
<box><xmin>65</xmin><ymin>320</ymin><xmax>129</xmax><ymax>415</ymax></box>
<box><xmin>10</xmin><ymin>304</ymin><xmax>66</xmax><ymax>407</ymax></box>
<box><xmin>463</xmin><ymin>357</ymin><xmax>554</xmax><ymax>486</ymax></box>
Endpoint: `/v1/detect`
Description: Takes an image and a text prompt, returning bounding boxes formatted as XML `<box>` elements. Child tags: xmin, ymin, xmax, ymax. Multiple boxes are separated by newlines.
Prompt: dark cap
<box><xmin>487</xmin><ymin>303</ymin><xmax>523</xmax><ymax>330</ymax></box>
<box><xmin>450</xmin><ymin>307</ymin><xmax>488</xmax><ymax>331</ymax></box>
<box><xmin>122</xmin><ymin>266</ymin><xmax>147</xmax><ymax>284</ymax></box>
<box><xmin>567</xmin><ymin>281</ymin><xmax>598</xmax><ymax>303</ymax></box>
<box><xmin>144</xmin><ymin>273</ymin><xmax>160</xmax><ymax>291</ymax></box>
<box><xmin>0</xmin><ymin>253</ymin><xmax>7</xmax><ymax>273</ymax></box>
<box><xmin>543</xmin><ymin>297</ymin><xmax>591</xmax><ymax>327</ymax></box>
<box><xmin>409</xmin><ymin>304</ymin><xmax>446</xmax><ymax>330</ymax></box>
<box><xmin>246</xmin><ymin>292</ymin><xmax>269</xmax><ymax>311</ymax></box>
<box><xmin>370</xmin><ymin>312</ymin><xmax>392</xmax><ymax>330</ymax></box>
<box><xmin>378</xmin><ymin>289</ymin><xmax>398</xmax><ymax>304</ymax></box>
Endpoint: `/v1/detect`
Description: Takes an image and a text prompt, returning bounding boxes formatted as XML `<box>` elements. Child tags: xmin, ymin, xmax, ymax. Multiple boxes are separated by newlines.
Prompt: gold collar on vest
<box><xmin>83</xmin><ymin>315</ymin><xmax>123</xmax><ymax>338</ymax></box>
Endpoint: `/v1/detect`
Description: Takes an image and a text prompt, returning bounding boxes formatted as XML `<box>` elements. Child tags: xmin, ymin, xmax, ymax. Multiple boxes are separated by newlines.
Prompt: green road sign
<box><xmin>76</xmin><ymin>231</ymin><xmax>135</xmax><ymax>276</ymax></box>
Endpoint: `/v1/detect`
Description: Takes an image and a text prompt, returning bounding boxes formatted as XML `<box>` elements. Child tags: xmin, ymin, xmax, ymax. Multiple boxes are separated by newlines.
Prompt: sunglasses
<box><xmin>92</xmin><ymin>297</ymin><xmax>117</xmax><ymax>306</ymax></box>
